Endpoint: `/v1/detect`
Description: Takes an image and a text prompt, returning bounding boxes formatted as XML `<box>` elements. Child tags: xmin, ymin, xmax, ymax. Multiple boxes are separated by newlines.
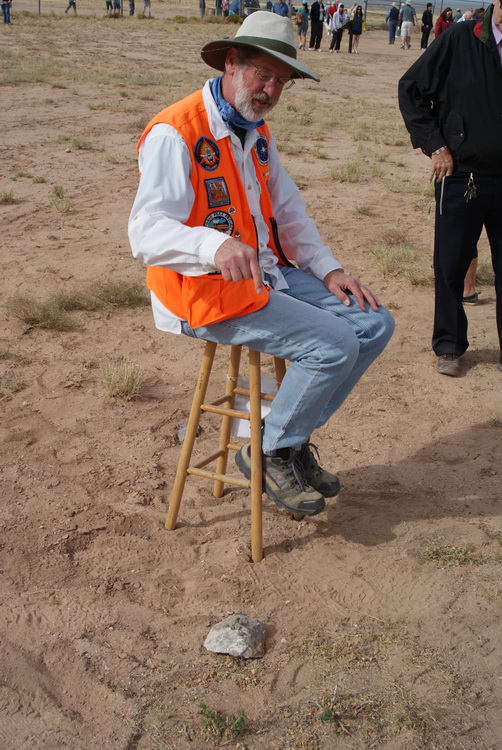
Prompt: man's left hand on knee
<box><xmin>323</xmin><ymin>269</ymin><xmax>381</xmax><ymax>312</ymax></box>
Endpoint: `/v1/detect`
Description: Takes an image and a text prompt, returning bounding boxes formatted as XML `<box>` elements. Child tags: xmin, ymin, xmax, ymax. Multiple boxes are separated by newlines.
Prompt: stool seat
<box><xmin>165</xmin><ymin>341</ymin><xmax>286</xmax><ymax>562</ymax></box>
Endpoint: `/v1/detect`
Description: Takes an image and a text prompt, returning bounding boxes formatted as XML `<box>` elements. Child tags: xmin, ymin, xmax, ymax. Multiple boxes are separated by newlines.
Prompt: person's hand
<box><xmin>429</xmin><ymin>146</ymin><xmax>454</xmax><ymax>183</ymax></box>
<box><xmin>323</xmin><ymin>269</ymin><xmax>380</xmax><ymax>312</ymax></box>
<box><xmin>214</xmin><ymin>237</ymin><xmax>263</xmax><ymax>294</ymax></box>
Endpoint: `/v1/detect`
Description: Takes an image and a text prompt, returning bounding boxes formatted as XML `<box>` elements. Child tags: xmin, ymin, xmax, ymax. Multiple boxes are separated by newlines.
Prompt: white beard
<box><xmin>233</xmin><ymin>67</ymin><xmax>277</xmax><ymax>122</ymax></box>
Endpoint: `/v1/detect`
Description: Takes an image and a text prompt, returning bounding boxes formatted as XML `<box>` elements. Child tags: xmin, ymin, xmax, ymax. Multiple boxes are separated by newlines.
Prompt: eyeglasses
<box><xmin>248</xmin><ymin>62</ymin><xmax>296</xmax><ymax>91</ymax></box>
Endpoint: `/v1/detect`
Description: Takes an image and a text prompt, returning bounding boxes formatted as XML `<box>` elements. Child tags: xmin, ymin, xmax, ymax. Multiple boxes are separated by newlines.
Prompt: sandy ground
<box><xmin>1</xmin><ymin>8</ymin><xmax>501</xmax><ymax>750</ymax></box>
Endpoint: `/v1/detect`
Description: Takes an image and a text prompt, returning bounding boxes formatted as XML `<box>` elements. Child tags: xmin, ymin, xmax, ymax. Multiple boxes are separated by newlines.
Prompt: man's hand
<box><xmin>429</xmin><ymin>146</ymin><xmax>454</xmax><ymax>183</ymax></box>
<box><xmin>214</xmin><ymin>237</ymin><xmax>263</xmax><ymax>294</ymax></box>
<box><xmin>324</xmin><ymin>269</ymin><xmax>381</xmax><ymax>312</ymax></box>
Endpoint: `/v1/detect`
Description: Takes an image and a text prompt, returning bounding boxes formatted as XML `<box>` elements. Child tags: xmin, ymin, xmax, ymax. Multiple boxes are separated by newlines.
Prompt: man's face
<box><xmin>493</xmin><ymin>1</ymin><xmax>502</xmax><ymax>29</ymax></box>
<box><xmin>224</xmin><ymin>50</ymin><xmax>293</xmax><ymax>121</ymax></box>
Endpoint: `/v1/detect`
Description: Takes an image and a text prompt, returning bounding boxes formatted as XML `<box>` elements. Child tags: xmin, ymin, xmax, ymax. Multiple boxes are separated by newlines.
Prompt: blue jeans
<box><xmin>2</xmin><ymin>1</ymin><xmax>11</xmax><ymax>23</ymax></box>
<box><xmin>181</xmin><ymin>267</ymin><xmax>394</xmax><ymax>454</ymax></box>
<box><xmin>388</xmin><ymin>20</ymin><xmax>397</xmax><ymax>43</ymax></box>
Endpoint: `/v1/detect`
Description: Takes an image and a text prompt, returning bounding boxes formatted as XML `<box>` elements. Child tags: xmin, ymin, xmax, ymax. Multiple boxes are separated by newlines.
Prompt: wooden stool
<box><xmin>165</xmin><ymin>341</ymin><xmax>286</xmax><ymax>563</ymax></box>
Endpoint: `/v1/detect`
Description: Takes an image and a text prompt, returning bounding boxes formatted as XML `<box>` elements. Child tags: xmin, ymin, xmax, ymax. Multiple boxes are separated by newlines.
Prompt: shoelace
<box><xmin>296</xmin><ymin>442</ymin><xmax>321</xmax><ymax>476</ymax></box>
<box><xmin>276</xmin><ymin>453</ymin><xmax>309</xmax><ymax>491</ymax></box>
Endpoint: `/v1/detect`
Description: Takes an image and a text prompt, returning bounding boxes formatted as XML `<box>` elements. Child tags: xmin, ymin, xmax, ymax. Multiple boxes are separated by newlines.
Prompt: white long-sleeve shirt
<box><xmin>128</xmin><ymin>80</ymin><xmax>342</xmax><ymax>333</ymax></box>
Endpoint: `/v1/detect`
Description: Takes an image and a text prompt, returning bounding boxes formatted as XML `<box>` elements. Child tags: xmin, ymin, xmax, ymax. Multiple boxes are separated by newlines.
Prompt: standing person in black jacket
<box><xmin>309</xmin><ymin>0</ymin><xmax>325</xmax><ymax>50</ymax></box>
<box><xmin>420</xmin><ymin>2</ymin><xmax>433</xmax><ymax>48</ymax></box>
<box><xmin>398</xmin><ymin>3</ymin><xmax>502</xmax><ymax>376</ymax></box>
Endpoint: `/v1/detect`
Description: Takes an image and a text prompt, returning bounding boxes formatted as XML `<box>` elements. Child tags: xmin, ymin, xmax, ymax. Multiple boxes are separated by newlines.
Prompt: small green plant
<box><xmin>476</xmin><ymin>257</ymin><xmax>495</xmax><ymax>286</ymax></box>
<box><xmin>15</xmin><ymin>170</ymin><xmax>33</xmax><ymax>178</ymax></box>
<box><xmin>312</xmin><ymin>146</ymin><xmax>328</xmax><ymax>160</ymax></box>
<box><xmin>52</xmin><ymin>195</ymin><xmax>73</xmax><ymax>213</ymax></box>
<box><xmin>100</xmin><ymin>357</ymin><xmax>144</xmax><ymax>400</ymax></box>
<box><xmin>33</xmin><ymin>175</ymin><xmax>46</xmax><ymax>184</ymax></box>
<box><xmin>0</xmin><ymin>188</ymin><xmax>16</xmax><ymax>204</ymax></box>
<box><xmin>70</xmin><ymin>136</ymin><xmax>93</xmax><ymax>150</ymax></box>
<box><xmin>370</xmin><ymin>236</ymin><xmax>434</xmax><ymax>286</ymax></box>
<box><xmin>37</xmin><ymin>265</ymin><xmax>58</xmax><ymax>273</ymax></box>
<box><xmin>330</xmin><ymin>161</ymin><xmax>366</xmax><ymax>183</ymax></box>
<box><xmin>424</xmin><ymin>543</ymin><xmax>489</xmax><ymax>567</ymax></box>
<box><xmin>198</xmin><ymin>704</ymin><xmax>247</xmax><ymax>738</ymax></box>
<box><xmin>52</xmin><ymin>184</ymin><xmax>65</xmax><ymax>198</ymax></box>
<box><xmin>357</xmin><ymin>205</ymin><xmax>376</xmax><ymax>216</ymax></box>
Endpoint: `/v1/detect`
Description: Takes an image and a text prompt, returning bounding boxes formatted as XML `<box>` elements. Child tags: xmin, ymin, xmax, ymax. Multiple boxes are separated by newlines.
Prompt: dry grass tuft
<box><xmin>424</xmin><ymin>542</ymin><xmax>490</xmax><ymax>567</ymax></box>
<box><xmin>0</xmin><ymin>188</ymin><xmax>16</xmax><ymax>204</ymax></box>
<box><xmin>100</xmin><ymin>357</ymin><xmax>144</xmax><ymax>400</ymax></box>
<box><xmin>7</xmin><ymin>281</ymin><xmax>148</xmax><ymax>330</ymax></box>
<box><xmin>7</xmin><ymin>297</ymin><xmax>73</xmax><ymax>330</ymax></box>
<box><xmin>370</xmin><ymin>237</ymin><xmax>434</xmax><ymax>287</ymax></box>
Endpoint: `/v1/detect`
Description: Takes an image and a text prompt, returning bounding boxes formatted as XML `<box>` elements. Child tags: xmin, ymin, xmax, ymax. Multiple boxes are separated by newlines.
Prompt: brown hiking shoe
<box><xmin>235</xmin><ymin>441</ymin><xmax>325</xmax><ymax>516</ymax></box>
<box><xmin>436</xmin><ymin>354</ymin><xmax>460</xmax><ymax>377</ymax></box>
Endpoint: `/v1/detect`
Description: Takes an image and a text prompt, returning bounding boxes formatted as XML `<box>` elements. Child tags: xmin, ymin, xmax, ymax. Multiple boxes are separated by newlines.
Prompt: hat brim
<box><xmin>201</xmin><ymin>39</ymin><xmax>320</xmax><ymax>82</ymax></box>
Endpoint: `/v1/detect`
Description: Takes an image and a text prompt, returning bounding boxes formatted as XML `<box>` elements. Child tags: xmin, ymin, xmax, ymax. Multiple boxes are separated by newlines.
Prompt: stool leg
<box><xmin>274</xmin><ymin>357</ymin><xmax>286</xmax><ymax>386</ymax></box>
<box><xmin>165</xmin><ymin>341</ymin><xmax>217</xmax><ymax>530</ymax></box>
<box><xmin>213</xmin><ymin>345</ymin><xmax>242</xmax><ymax>498</ymax></box>
<box><xmin>249</xmin><ymin>349</ymin><xmax>263</xmax><ymax>562</ymax></box>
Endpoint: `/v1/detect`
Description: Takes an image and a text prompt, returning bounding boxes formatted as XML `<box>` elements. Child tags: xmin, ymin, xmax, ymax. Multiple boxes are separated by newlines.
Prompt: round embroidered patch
<box><xmin>254</xmin><ymin>135</ymin><xmax>269</xmax><ymax>166</ymax></box>
<box><xmin>204</xmin><ymin>211</ymin><xmax>234</xmax><ymax>235</ymax></box>
<box><xmin>194</xmin><ymin>137</ymin><xmax>220</xmax><ymax>171</ymax></box>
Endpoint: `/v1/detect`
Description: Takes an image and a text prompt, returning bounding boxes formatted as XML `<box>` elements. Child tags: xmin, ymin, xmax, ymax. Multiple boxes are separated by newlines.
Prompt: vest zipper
<box><xmin>269</xmin><ymin>217</ymin><xmax>295</xmax><ymax>267</ymax></box>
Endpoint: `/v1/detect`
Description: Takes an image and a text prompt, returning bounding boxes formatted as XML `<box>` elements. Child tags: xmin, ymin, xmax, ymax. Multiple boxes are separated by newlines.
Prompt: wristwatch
<box><xmin>432</xmin><ymin>146</ymin><xmax>447</xmax><ymax>156</ymax></box>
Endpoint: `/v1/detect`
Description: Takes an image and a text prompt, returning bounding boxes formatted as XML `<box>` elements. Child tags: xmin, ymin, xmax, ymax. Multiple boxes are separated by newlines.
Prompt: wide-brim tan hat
<box><xmin>201</xmin><ymin>11</ymin><xmax>320</xmax><ymax>82</ymax></box>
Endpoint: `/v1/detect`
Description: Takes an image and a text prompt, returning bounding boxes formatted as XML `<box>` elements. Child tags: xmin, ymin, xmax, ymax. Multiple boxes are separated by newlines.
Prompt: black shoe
<box><xmin>296</xmin><ymin>442</ymin><xmax>341</xmax><ymax>498</ymax></box>
<box><xmin>235</xmin><ymin>441</ymin><xmax>325</xmax><ymax>516</ymax></box>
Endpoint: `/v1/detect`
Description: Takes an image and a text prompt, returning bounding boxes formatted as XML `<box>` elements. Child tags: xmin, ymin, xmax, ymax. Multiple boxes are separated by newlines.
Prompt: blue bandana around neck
<box><xmin>210</xmin><ymin>76</ymin><xmax>264</xmax><ymax>131</ymax></box>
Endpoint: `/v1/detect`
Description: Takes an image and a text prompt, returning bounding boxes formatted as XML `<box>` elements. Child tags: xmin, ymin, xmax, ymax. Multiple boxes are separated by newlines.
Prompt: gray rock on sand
<box><xmin>204</xmin><ymin>614</ymin><xmax>266</xmax><ymax>659</ymax></box>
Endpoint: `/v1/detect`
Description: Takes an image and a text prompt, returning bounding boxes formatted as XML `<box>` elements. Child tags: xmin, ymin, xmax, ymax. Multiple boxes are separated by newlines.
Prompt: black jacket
<box><xmin>398</xmin><ymin>5</ymin><xmax>502</xmax><ymax>174</ymax></box>
<box><xmin>421</xmin><ymin>8</ymin><xmax>432</xmax><ymax>28</ymax></box>
<box><xmin>310</xmin><ymin>1</ymin><xmax>323</xmax><ymax>22</ymax></box>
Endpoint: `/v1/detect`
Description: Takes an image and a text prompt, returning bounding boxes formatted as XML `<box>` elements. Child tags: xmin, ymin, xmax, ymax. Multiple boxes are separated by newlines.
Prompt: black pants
<box><xmin>329</xmin><ymin>27</ymin><xmax>344</xmax><ymax>50</ymax></box>
<box><xmin>309</xmin><ymin>20</ymin><xmax>323</xmax><ymax>49</ymax></box>
<box><xmin>433</xmin><ymin>172</ymin><xmax>502</xmax><ymax>363</ymax></box>
<box><xmin>420</xmin><ymin>27</ymin><xmax>431</xmax><ymax>48</ymax></box>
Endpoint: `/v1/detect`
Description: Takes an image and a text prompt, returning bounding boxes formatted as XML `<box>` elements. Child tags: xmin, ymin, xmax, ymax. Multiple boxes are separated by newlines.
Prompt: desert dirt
<box><xmin>1</xmin><ymin>6</ymin><xmax>501</xmax><ymax>750</ymax></box>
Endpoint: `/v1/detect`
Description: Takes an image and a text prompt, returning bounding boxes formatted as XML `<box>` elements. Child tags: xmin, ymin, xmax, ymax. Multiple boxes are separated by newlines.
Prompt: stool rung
<box><xmin>233</xmin><ymin>387</ymin><xmax>276</xmax><ymax>403</ymax></box>
<box><xmin>210</xmin><ymin>394</ymin><xmax>236</xmax><ymax>406</ymax></box>
<box><xmin>187</xmin><ymin>467</ymin><xmax>251</xmax><ymax>488</ymax></box>
<box><xmin>201</xmin><ymin>404</ymin><xmax>250</xmax><ymax>420</ymax></box>
<box><xmin>192</xmin><ymin>449</ymin><xmax>225</xmax><ymax>469</ymax></box>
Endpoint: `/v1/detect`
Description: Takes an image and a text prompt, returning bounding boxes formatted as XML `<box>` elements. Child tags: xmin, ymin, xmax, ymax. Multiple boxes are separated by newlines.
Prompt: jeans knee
<box><xmin>371</xmin><ymin>306</ymin><xmax>395</xmax><ymax>350</ymax></box>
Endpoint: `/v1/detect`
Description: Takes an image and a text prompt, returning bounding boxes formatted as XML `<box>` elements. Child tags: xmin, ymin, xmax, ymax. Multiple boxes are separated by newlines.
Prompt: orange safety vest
<box><xmin>137</xmin><ymin>89</ymin><xmax>291</xmax><ymax>328</ymax></box>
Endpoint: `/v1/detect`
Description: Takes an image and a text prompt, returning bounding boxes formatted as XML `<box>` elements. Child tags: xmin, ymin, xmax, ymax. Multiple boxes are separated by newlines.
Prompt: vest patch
<box><xmin>254</xmin><ymin>135</ymin><xmax>269</xmax><ymax>166</ymax></box>
<box><xmin>204</xmin><ymin>177</ymin><xmax>230</xmax><ymax>207</ymax></box>
<box><xmin>204</xmin><ymin>211</ymin><xmax>234</xmax><ymax>235</ymax></box>
<box><xmin>194</xmin><ymin>137</ymin><xmax>220</xmax><ymax>171</ymax></box>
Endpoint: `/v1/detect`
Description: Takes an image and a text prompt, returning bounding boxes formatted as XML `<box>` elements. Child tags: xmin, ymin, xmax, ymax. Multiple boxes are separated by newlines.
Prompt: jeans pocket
<box><xmin>180</xmin><ymin>320</ymin><xmax>198</xmax><ymax>338</ymax></box>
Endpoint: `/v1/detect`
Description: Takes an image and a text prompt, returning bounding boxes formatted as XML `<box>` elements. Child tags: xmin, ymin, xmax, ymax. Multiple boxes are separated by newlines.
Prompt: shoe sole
<box><xmin>435</xmin><ymin>363</ymin><xmax>460</xmax><ymax>377</ymax></box>
<box><xmin>235</xmin><ymin>447</ymin><xmax>325</xmax><ymax>517</ymax></box>
<box><xmin>315</xmin><ymin>477</ymin><xmax>341</xmax><ymax>498</ymax></box>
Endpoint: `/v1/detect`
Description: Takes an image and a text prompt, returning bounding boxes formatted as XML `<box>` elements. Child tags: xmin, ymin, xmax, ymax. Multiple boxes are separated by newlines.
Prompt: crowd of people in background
<box><xmin>386</xmin><ymin>1</ymin><xmax>487</xmax><ymax>49</ymax></box>
<box><xmin>291</xmin><ymin>1</ymin><xmax>366</xmax><ymax>53</ymax></box>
